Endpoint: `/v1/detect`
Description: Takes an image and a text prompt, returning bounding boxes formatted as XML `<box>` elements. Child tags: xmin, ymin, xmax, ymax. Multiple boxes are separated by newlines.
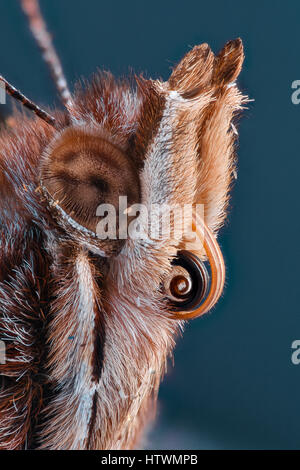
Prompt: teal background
<box><xmin>0</xmin><ymin>0</ymin><xmax>299</xmax><ymax>449</ymax></box>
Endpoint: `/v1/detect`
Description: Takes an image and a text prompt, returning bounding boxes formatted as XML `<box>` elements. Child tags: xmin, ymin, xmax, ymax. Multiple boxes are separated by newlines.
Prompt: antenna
<box><xmin>20</xmin><ymin>0</ymin><xmax>73</xmax><ymax>109</ymax></box>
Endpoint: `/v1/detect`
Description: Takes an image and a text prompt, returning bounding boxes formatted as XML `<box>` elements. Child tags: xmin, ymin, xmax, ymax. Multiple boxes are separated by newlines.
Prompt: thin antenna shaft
<box><xmin>20</xmin><ymin>0</ymin><xmax>73</xmax><ymax>109</ymax></box>
<box><xmin>0</xmin><ymin>75</ymin><xmax>56</xmax><ymax>127</ymax></box>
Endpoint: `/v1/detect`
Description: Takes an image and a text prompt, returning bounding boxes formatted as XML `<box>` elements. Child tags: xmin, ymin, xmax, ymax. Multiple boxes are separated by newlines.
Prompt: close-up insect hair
<box><xmin>0</xmin><ymin>0</ymin><xmax>247</xmax><ymax>450</ymax></box>
<box><xmin>0</xmin><ymin>0</ymin><xmax>299</xmax><ymax>455</ymax></box>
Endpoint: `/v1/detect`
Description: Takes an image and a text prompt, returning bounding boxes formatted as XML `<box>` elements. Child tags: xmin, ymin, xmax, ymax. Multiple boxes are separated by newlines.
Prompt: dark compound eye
<box><xmin>88</xmin><ymin>176</ymin><xmax>110</xmax><ymax>194</ymax></box>
<box><xmin>164</xmin><ymin>250</ymin><xmax>209</xmax><ymax>313</ymax></box>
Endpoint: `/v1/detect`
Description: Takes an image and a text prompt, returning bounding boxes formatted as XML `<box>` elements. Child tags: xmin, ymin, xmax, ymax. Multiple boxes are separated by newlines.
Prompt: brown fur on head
<box><xmin>0</xmin><ymin>32</ymin><xmax>247</xmax><ymax>449</ymax></box>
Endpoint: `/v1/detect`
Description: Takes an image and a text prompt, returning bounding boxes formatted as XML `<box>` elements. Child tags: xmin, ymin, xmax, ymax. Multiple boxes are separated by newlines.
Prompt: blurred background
<box><xmin>0</xmin><ymin>0</ymin><xmax>299</xmax><ymax>450</ymax></box>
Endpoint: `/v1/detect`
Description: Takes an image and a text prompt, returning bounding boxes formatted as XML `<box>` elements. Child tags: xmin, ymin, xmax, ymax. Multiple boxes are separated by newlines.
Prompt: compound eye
<box><xmin>40</xmin><ymin>127</ymin><xmax>140</xmax><ymax>237</ymax></box>
<box><xmin>164</xmin><ymin>250</ymin><xmax>209</xmax><ymax>313</ymax></box>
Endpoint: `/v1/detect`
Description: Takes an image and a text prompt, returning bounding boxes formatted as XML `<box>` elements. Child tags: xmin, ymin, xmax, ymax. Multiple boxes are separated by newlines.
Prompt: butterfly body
<box><xmin>0</xmin><ymin>0</ymin><xmax>247</xmax><ymax>450</ymax></box>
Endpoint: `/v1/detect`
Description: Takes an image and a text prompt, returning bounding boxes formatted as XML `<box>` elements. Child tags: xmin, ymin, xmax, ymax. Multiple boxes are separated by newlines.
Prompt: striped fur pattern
<box><xmin>0</xmin><ymin>39</ymin><xmax>247</xmax><ymax>449</ymax></box>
